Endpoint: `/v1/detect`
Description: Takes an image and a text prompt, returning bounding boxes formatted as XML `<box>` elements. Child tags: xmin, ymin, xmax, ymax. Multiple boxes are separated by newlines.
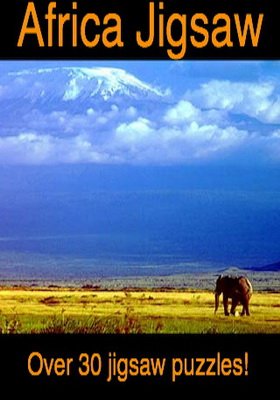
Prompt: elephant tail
<box><xmin>245</xmin><ymin>277</ymin><xmax>253</xmax><ymax>297</ymax></box>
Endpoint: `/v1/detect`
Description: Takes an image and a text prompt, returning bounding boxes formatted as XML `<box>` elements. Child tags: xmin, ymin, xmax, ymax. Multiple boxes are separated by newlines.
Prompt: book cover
<box><xmin>0</xmin><ymin>0</ymin><xmax>279</xmax><ymax>393</ymax></box>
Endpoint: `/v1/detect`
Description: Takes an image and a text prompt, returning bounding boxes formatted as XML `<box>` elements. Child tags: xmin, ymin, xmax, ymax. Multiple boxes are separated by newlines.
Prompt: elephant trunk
<box><xmin>214</xmin><ymin>292</ymin><xmax>220</xmax><ymax>314</ymax></box>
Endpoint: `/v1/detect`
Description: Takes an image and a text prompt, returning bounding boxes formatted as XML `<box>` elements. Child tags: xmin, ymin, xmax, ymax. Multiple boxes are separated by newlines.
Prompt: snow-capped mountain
<box><xmin>6</xmin><ymin>66</ymin><xmax>167</xmax><ymax>105</ymax></box>
<box><xmin>0</xmin><ymin>66</ymin><xmax>170</xmax><ymax>164</ymax></box>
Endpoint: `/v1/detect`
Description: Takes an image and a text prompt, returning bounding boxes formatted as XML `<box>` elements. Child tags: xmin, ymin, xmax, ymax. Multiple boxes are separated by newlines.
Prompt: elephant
<box><xmin>214</xmin><ymin>275</ymin><xmax>253</xmax><ymax>316</ymax></box>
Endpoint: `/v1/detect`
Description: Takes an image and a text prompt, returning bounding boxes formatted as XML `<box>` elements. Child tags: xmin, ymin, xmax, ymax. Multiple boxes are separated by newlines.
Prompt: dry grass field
<box><xmin>0</xmin><ymin>287</ymin><xmax>279</xmax><ymax>333</ymax></box>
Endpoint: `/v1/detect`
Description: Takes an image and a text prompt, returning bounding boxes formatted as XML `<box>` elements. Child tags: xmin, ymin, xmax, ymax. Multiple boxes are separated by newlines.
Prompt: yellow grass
<box><xmin>0</xmin><ymin>288</ymin><xmax>279</xmax><ymax>333</ymax></box>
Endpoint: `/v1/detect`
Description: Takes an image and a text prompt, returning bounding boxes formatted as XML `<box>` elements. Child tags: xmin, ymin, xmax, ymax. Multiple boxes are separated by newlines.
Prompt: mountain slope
<box><xmin>7</xmin><ymin>66</ymin><xmax>167</xmax><ymax>104</ymax></box>
<box><xmin>247</xmin><ymin>261</ymin><xmax>280</xmax><ymax>272</ymax></box>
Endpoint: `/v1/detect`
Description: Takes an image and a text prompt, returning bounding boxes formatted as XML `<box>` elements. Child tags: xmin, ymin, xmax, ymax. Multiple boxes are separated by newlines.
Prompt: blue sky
<box><xmin>0</xmin><ymin>60</ymin><xmax>279</xmax><ymax>166</ymax></box>
<box><xmin>0</xmin><ymin>61</ymin><xmax>280</xmax><ymax>268</ymax></box>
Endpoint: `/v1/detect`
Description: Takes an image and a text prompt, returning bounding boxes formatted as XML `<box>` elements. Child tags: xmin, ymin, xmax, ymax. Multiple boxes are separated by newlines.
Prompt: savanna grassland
<box><xmin>0</xmin><ymin>286</ymin><xmax>279</xmax><ymax>334</ymax></box>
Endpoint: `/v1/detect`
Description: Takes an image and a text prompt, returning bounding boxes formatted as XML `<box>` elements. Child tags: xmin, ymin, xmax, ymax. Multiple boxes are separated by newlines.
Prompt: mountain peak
<box><xmin>11</xmin><ymin>66</ymin><xmax>167</xmax><ymax>102</ymax></box>
<box><xmin>247</xmin><ymin>261</ymin><xmax>280</xmax><ymax>272</ymax></box>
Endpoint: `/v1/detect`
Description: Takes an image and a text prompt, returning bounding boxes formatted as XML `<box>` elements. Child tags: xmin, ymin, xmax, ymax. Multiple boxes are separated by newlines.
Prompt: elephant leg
<box><xmin>241</xmin><ymin>300</ymin><xmax>250</xmax><ymax>316</ymax></box>
<box><xmin>244</xmin><ymin>301</ymin><xmax>250</xmax><ymax>316</ymax></box>
<box><xmin>230</xmin><ymin>298</ymin><xmax>238</xmax><ymax>315</ymax></box>
<box><xmin>223</xmin><ymin>296</ymin><xmax>229</xmax><ymax>316</ymax></box>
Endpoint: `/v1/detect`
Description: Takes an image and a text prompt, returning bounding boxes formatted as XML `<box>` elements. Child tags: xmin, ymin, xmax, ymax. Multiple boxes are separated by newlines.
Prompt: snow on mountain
<box><xmin>8</xmin><ymin>67</ymin><xmax>167</xmax><ymax>103</ymax></box>
<box><xmin>0</xmin><ymin>66</ymin><xmax>171</xmax><ymax>165</ymax></box>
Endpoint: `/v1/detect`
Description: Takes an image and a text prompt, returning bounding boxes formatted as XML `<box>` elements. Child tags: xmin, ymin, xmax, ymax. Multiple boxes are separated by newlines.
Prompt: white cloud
<box><xmin>0</xmin><ymin>133</ymin><xmax>111</xmax><ymax>165</ymax></box>
<box><xmin>86</xmin><ymin>108</ymin><xmax>95</xmax><ymax>116</ymax></box>
<box><xmin>164</xmin><ymin>99</ymin><xmax>227</xmax><ymax>127</ymax></box>
<box><xmin>116</xmin><ymin>118</ymin><xmax>154</xmax><ymax>142</ymax></box>
<box><xmin>265</xmin><ymin>101</ymin><xmax>280</xmax><ymax>124</ymax></box>
<box><xmin>0</xmin><ymin>114</ymin><xmax>248</xmax><ymax>165</ymax></box>
<box><xmin>0</xmin><ymin>67</ymin><xmax>280</xmax><ymax>166</ymax></box>
<box><xmin>186</xmin><ymin>80</ymin><xmax>280</xmax><ymax>124</ymax></box>
<box><xmin>126</xmin><ymin>106</ymin><xmax>137</xmax><ymax>118</ymax></box>
<box><xmin>164</xmin><ymin>100</ymin><xmax>200</xmax><ymax>124</ymax></box>
<box><xmin>0</xmin><ymin>133</ymin><xmax>53</xmax><ymax>164</ymax></box>
<box><xmin>272</xmin><ymin>129</ymin><xmax>280</xmax><ymax>138</ymax></box>
<box><xmin>113</xmin><ymin>116</ymin><xmax>247</xmax><ymax>164</ymax></box>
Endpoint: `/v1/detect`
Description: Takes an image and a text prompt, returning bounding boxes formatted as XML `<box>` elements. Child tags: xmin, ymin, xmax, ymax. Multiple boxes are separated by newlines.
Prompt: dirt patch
<box><xmin>40</xmin><ymin>296</ymin><xmax>61</xmax><ymax>306</ymax></box>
